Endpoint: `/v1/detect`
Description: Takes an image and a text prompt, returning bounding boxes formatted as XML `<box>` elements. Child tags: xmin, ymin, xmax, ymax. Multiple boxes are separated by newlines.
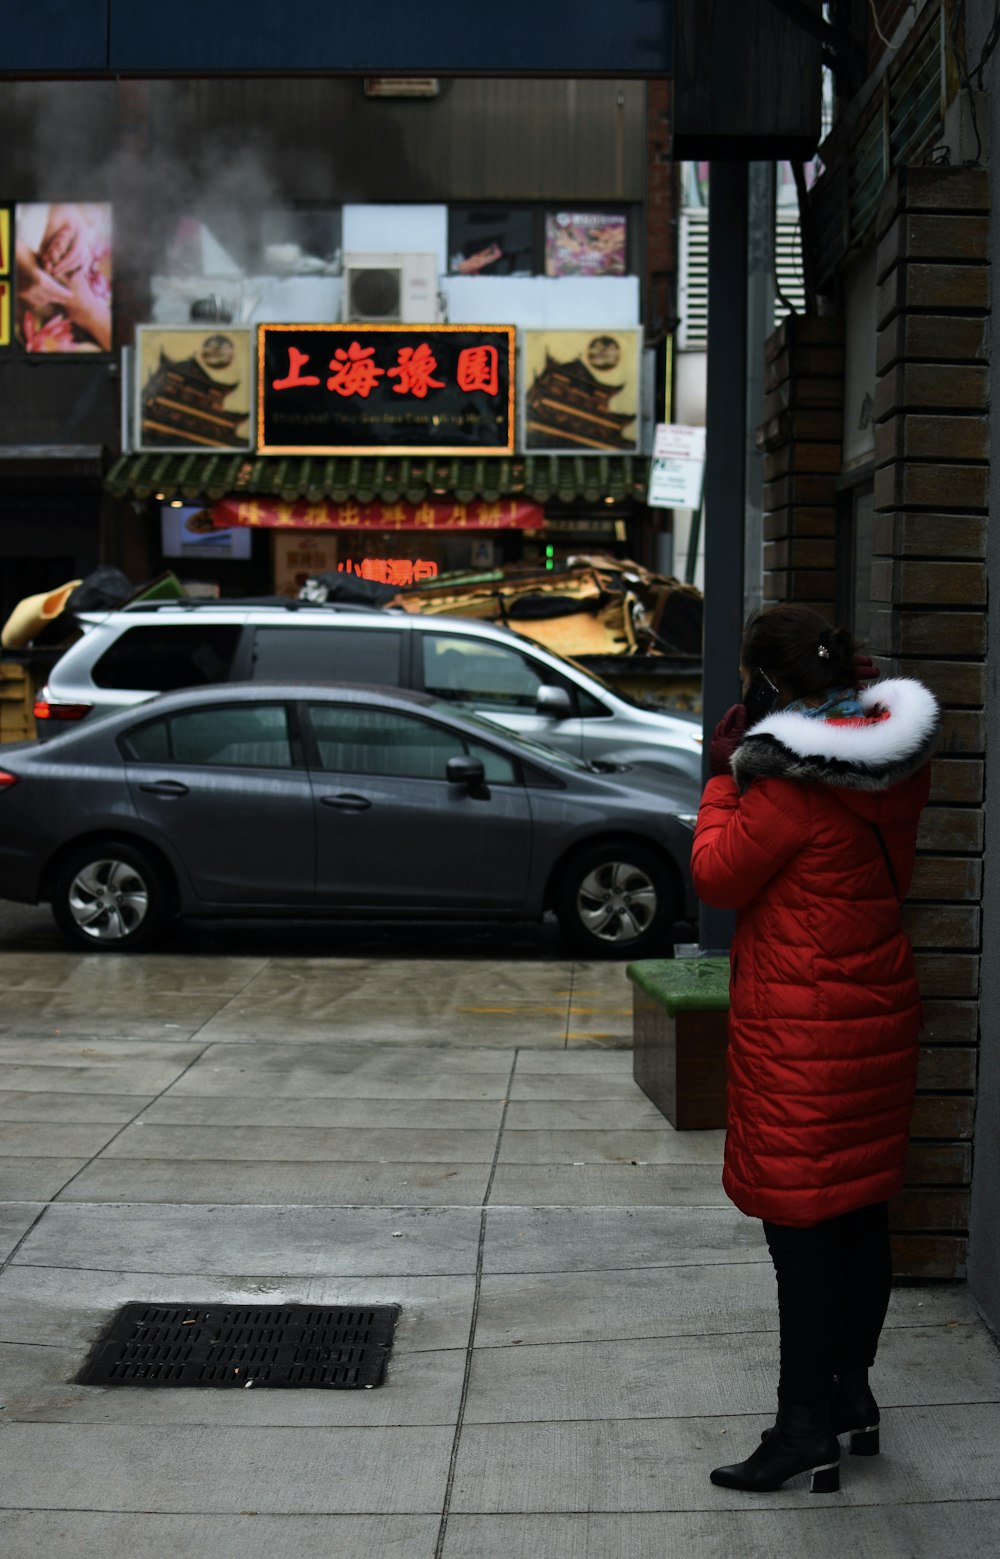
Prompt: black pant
<box><xmin>762</xmin><ymin>1201</ymin><xmax>892</xmax><ymax>1405</ymax></box>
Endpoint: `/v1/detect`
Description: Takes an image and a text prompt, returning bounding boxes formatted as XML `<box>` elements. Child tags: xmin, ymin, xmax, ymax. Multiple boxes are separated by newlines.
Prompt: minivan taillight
<box><xmin>0</xmin><ymin>770</ymin><xmax>19</xmax><ymax>789</ymax></box>
<box><xmin>33</xmin><ymin>699</ymin><xmax>94</xmax><ymax>723</ymax></box>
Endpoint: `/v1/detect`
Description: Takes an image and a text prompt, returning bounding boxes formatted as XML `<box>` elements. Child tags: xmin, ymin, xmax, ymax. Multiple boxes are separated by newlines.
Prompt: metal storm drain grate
<box><xmin>76</xmin><ymin>1303</ymin><xmax>400</xmax><ymax>1389</ymax></box>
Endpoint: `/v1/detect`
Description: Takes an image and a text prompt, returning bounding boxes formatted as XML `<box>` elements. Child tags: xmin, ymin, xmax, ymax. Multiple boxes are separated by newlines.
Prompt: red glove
<box><xmin>854</xmin><ymin>653</ymin><xmax>879</xmax><ymax>687</ymax></box>
<box><xmin>709</xmin><ymin>704</ymin><xmax>747</xmax><ymax>777</ymax></box>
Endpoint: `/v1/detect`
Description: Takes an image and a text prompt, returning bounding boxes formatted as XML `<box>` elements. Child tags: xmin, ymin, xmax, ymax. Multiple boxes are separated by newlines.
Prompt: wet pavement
<box><xmin>0</xmin><ymin>909</ymin><xmax>998</xmax><ymax>1557</ymax></box>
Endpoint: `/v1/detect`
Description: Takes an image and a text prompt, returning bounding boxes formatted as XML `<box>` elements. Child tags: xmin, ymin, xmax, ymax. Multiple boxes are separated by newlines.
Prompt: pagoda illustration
<box><xmin>141</xmin><ymin>351</ymin><xmax>248</xmax><ymax>449</ymax></box>
<box><xmin>526</xmin><ymin>352</ymin><xmax>636</xmax><ymax>451</ymax></box>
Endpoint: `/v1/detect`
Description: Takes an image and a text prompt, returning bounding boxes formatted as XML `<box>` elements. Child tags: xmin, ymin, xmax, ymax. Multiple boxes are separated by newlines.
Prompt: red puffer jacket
<box><xmin>692</xmin><ymin>678</ymin><xmax>938</xmax><ymax>1228</ymax></box>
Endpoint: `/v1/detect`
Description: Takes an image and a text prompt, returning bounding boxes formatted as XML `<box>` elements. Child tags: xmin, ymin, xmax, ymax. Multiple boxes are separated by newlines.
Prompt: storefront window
<box><xmin>448</xmin><ymin>207</ymin><xmax>535</xmax><ymax>275</ymax></box>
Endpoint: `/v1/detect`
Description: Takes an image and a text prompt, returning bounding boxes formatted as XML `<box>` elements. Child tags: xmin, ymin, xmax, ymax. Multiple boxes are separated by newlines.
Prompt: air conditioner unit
<box><xmin>342</xmin><ymin>252</ymin><xmax>440</xmax><ymax>323</ymax></box>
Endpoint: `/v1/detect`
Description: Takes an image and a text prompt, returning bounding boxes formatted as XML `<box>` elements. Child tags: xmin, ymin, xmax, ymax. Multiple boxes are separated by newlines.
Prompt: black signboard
<box><xmin>258</xmin><ymin>324</ymin><xmax>515</xmax><ymax>455</ymax></box>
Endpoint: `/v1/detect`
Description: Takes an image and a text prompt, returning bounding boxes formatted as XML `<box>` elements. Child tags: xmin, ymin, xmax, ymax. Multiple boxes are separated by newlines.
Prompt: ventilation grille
<box><xmin>677</xmin><ymin>212</ymin><xmax>709</xmax><ymax>350</ymax></box>
<box><xmin>677</xmin><ymin>211</ymin><xmax>807</xmax><ymax>348</ymax></box>
<box><xmin>774</xmin><ymin>216</ymin><xmax>807</xmax><ymax>323</ymax></box>
<box><xmin>77</xmin><ymin>1303</ymin><xmax>401</xmax><ymax>1389</ymax></box>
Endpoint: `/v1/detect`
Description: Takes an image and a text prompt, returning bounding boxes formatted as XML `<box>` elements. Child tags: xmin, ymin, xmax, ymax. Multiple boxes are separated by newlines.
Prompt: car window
<box><xmin>432</xmin><ymin>701</ymin><xmax>590</xmax><ymax>771</ymax></box>
<box><xmin>120</xmin><ymin>719</ymin><xmax>170</xmax><ymax>763</ymax></box>
<box><xmin>308</xmin><ymin>705</ymin><xmax>464</xmax><ymax>780</ymax></box>
<box><xmin>121</xmin><ymin>704</ymin><xmax>293</xmax><ymax>769</ymax></box>
<box><xmin>92</xmin><ymin>625</ymin><xmax>241</xmax><ymax>692</ymax></box>
<box><xmin>464</xmin><ymin>738</ymin><xmax>517</xmax><ymax>786</ymax></box>
<box><xmin>421</xmin><ymin>634</ymin><xmax>545</xmax><ymax>710</ymax></box>
<box><xmin>252</xmin><ymin>626</ymin><xmax>403</xmax><ymax>684</ymax></box>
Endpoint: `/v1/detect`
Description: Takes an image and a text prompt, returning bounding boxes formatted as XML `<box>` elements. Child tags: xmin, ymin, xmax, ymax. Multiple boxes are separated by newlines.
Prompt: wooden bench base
<box><xmin>632</xmin><ymin>986</ymin><xmax>729</xmax><ymax>1130</ymax></box>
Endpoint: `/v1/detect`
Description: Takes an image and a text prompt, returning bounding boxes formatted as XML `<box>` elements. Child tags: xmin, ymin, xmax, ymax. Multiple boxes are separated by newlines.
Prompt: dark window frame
<box><xmin>118</xmin><ymin>700</ymin><xmax>306</xmax><ymax>771</ymax></box>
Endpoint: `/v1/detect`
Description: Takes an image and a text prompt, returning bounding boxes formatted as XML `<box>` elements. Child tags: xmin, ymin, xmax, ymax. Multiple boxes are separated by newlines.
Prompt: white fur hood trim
<box><xmin>731</xmin><ymin>678</ymin><xmax>940</xmax><ymax>793</ymax></box>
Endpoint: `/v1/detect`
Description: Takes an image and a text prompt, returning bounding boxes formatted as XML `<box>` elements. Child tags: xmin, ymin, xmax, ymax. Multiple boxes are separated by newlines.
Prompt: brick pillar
<box><xmin>873</xmin><ymin>165</ymin><xmax>989</xmax><ymax>1280</ymax></box>
<box><xmin>757</xmin><ymin>315</ymin><xmax>844</xmax><ymax>615</ymax></box>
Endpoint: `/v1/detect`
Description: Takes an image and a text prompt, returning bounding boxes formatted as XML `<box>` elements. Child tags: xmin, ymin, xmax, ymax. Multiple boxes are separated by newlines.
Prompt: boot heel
<box><xmin>810</xmin><ymin>1461</ymin><xmax>840</xmax><ymax>1494</ymax></box>
<box><xmin>849</xmin><ymin>1426</ymin><xmax>880</xmax><ymax>1457</ymax></box>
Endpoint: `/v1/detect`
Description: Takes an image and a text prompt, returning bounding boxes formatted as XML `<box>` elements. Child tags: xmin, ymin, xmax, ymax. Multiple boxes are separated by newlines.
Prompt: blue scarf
<box><xmin>784</xmin><ymin>687</ymin><xmax>865</xmax><ymax>720</ymax></box>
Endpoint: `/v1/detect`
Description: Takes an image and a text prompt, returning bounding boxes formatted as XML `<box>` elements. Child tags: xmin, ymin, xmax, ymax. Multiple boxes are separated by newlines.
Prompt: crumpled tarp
<box><xmin>391</xmin><ymin>556</ymin><xmax>703</xmax><ymax>658</ymax></box>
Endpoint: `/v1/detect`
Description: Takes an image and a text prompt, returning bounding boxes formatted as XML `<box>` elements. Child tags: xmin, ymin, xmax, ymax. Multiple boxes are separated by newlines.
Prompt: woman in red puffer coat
<box><xmin>691</xmin><ymin>604</ymin><xmax>938</xmax><ymax>1499</ymax></box>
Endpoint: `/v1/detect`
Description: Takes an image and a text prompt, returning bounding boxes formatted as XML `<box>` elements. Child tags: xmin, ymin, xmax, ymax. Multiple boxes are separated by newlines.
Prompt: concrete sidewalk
<box><xmin>0</xmin><ymin>947</ymin><xmax>998</xmax><ymax>1557</ymax></box>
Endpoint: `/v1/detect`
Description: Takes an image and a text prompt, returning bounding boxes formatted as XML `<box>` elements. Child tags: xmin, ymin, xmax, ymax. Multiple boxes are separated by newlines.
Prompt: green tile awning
<box><xmin>104</xmin><ymin>452</ymin><xmax>649</xmax><ymax>507</ymax></box>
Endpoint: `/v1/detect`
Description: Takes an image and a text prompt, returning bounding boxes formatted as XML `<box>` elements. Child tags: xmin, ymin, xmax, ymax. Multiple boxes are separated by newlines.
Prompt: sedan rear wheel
<box><xmin>555</xmin><ymin>843</ymin><xmax>675</xmax><ymax>959</ymax></box>
<box><xmin>51</xmin><ymin>842</ymin><xmax>169</xmax><ymax>952</ymax></box>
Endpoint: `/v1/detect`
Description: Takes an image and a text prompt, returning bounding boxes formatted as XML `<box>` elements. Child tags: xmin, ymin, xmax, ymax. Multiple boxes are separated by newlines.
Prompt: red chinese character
<box><xmin>388</xmin><ymin>343</ymin><xmax>445</xmax><ymax>398</ymax></box>
<box><xmin>272</xmin><ymin>346</ymin><xmax>321</xmax><ymax>391</ymax></box>
<box><xmin>327</xmin><ymin>341</ymin><xmax>385</xmax><ymax>398</ymax></box>
<box><xmin>457</xmin><ymin>345</ymin><xmax>499</xmax><ymax>396</ymax></box>
<box><xmin>413</xmin><ymin>560</ymin><xmax>439</xmax><ymax>582</ymax></box>
<box><xmin>360</xmin><ymin>558</ymin><xmax>390</xmax><ymax>583</ymax></box>
<box><xmin>387</xmin><ymin>558</ymin><xmax>415</xmax><ymax>587</ymax></box>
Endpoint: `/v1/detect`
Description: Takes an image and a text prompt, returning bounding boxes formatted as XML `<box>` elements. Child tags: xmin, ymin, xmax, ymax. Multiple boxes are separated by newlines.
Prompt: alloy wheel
<box><xmin>66</xmin><ymin>857</ymin><xmax>150</xmax><ymax>943</ymax></box>
<box><xmin>575</xmin><ymin>859</ymin><xmax>658</xmax><ymax>945</ymax></box>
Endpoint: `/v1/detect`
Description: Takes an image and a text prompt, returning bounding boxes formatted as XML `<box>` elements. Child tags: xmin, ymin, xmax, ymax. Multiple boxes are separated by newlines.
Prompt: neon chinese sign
<box><xmin>258</xmin><ymin>324</ymin><xmax>515</xmax><ymax>456</ymax></box>
<box><xmin>338</xmin><ymin>558</ymin><xmax>439</xmax><ymax>586</ymax></box>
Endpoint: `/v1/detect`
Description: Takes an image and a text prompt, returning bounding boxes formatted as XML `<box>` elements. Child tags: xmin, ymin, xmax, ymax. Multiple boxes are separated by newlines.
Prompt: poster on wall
<box><xmin>647</xmin><ymin>423</ymin><xmax>706</xmax><ymax>509</ymax></box>
<box><xmin>522</xmin><ymin>328</ymin><xmax>641</xmax><ymax>453</ymax></box>
<box><xmin>273</xmin><ymin>531</ymin><xmax>340</xmax><ymax>597</ymax></box>
<box><xmin>137</xmin><ymin>327</ymin><xmax>253</xmax><ymax>451</ymax></box>
<box><xmin>14</xmin><ymin>203</ymin><xmax>112</xmax><ymax>353</ymax></box>
<box><xmin>0</xmin><ymin>208</ymin><xmax>10</xmax><ymax>348</ymax></box>
<box><xmin>544</xmin><ymin>212</ymin><xmax>627</xmax><ymax>277</ymax></box>
<box><xmin>160</xmin><ymin>505</ymin><xmax>252</xmax><ymax>562</ymax></box>
<box><xmin>258</xmin><ymin>324</ymin><xmax>515</xmax><ymax>455</ymax></box>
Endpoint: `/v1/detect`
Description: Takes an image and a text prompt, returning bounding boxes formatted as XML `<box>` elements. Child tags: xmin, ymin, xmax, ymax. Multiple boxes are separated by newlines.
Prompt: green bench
<box><xmin>626</xmin><ymin>957</ymin><xmax>731</xmax><ymax>1130</ymax></box>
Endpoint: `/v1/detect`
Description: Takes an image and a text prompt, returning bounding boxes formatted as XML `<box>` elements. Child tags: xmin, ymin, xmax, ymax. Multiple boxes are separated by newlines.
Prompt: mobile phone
<box><xmin>742</xmin><ymin>670</ymin><xmax>779</xmax><ymax>725</ymax></box>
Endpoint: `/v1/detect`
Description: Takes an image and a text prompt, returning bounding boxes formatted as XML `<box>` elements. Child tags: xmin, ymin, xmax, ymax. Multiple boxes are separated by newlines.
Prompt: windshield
<box><xmin>559</xmin><ymin>655</ymin><xmax>701</xmax><ymax>721</ymax></box>
<box><xmin>430</xmin><ymin>700</ymin><xmax>591</xmax><ymax>771</ymax></box>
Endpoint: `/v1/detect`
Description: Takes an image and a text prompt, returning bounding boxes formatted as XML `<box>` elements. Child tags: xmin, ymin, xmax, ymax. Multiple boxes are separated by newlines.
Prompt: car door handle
<box><xmin>320</xmin><ymin>793</ymin><xmax>372</xmax><ymax>812</ymax></box>
<box><xmin>138</xmin><ymin>780</ymin><xmax>190</xmax><ymax>798</ymax></box>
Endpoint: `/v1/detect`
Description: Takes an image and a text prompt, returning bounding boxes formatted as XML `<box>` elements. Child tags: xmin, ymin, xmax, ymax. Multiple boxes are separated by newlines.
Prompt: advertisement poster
<box><xmin>272</xmin><ymin>532</ymin><xmax>340</xmax><ymax>597</ymax></box>
<box><xmin>160</xmin><ymin>505</ymin><xmax>252</xmax><ymax>562</ymax></box>
<box><xmin>0</xmin><ymin>209</ymin><xmax>9</xmax><ymax>348</ymax></box>
<box><xmin>14</xmin><ymin>203</ymin><xmax>112</xmax><ymax>353</ymax></box>
<box><xmin>523</xmin><ymin>328</ymin><xmax>641</xmax><ymax>453</ymax></box>
<box><xmin>544</xmin><ymin>212</ymin><xmax>627</xmax><ymax>277</ymax></box>
<box><xmin>258</xmin><ymin>324</ymin><xmax>515</xmax><ymax>455</ymax></box>
<box><xmin>137</xmin><ymin>327</ymin><xmax>253</xmax><ymax>451</ymax></box>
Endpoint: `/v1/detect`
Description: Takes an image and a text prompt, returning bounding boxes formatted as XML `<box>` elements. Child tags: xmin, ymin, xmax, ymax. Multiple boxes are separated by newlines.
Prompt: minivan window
<box><xmin>252</xmin><ymin>626</ymin><xmax>402</xmax><ymax>684</ymax></box>
<box><xmin>92</xmin><ymin>625</ymin><xmax>241</xmax><ymax>692</ymax></box>
<box><xmin>421</xmin><ymin>634</ymin><xmax>544</xmax><ymax>710</ymax></box>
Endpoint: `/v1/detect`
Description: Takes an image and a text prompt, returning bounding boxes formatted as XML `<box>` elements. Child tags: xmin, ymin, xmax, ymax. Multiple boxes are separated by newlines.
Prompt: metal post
<box><xmin>700</xmin><ymin>161</ymin><xmax>749</xmax><ymax>952</ymax></box>
<box><xmin>744</xmin><ymin>161</ymin><xmax>775</xmax><ymax>621</ymax></box>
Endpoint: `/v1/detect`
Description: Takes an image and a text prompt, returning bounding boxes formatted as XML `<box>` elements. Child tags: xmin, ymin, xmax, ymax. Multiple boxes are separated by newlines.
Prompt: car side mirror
<box><xmin>536</xmin><ymin>685</ymin><xmax>572</xmax><ymax>719</ymax></box>
<box><xmin>446</xmin><ymin>755</ymin><xmax>486</xmax><ymax>788</ymax></box>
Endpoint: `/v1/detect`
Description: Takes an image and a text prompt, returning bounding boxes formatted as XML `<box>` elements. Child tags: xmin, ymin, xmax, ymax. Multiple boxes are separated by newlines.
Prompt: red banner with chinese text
<box><xmin>212</xmin><ymin>497</ymin><xmax>544</xmax><ymax>531</ymax></box>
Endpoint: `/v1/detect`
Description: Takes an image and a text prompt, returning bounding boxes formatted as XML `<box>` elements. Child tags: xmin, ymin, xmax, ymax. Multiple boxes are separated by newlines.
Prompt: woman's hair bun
<box><xmin>741</xmin><ymin>605</ymin><xmax>857</xmax><ymax>698</ymax></box>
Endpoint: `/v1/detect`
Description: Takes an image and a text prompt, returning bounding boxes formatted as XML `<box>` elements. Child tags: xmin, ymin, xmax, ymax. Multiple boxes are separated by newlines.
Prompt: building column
<box><xmin>872</xmin><ymin>165</ymin><xmax>989</xmax><ymax>1280</ymax></box>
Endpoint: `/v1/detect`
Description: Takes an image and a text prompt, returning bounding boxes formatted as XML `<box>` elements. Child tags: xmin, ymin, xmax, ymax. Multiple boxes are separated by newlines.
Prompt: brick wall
<box><xmin>757</xmin><ymin>314</ymin><xmax>844</xmax><ymax>615</ymax></box>
<box><xmin>872</xmin><ymin>165</ymin><xmax>989</xmax><ymax>1279</ymax></box>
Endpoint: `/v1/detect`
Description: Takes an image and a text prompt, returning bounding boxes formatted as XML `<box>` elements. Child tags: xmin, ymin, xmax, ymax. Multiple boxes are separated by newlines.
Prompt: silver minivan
<box><xmin>34</xmin><ymin>601</ymin><xmax>703</xmax><ymax>801</ymax></box>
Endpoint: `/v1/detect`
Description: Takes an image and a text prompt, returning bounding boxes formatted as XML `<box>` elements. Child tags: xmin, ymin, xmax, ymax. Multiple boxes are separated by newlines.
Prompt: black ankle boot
<box><xmin>711</xmin><ymin>1401</ymin><xmax>840</xmax><ymax>1493</ymax></box>
<box><xmin>832</xmin><ymin>1368</ymin><xmax>880</xmax><ymax>1455</ymax></box>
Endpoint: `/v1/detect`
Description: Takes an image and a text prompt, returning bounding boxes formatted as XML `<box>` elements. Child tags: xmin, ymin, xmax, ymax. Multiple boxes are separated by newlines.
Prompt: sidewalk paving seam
<box><xmin>8</xmin><ymin>959</ymin><xmax>272</xmax><ymax>1213</ymax></box>
<box><xmin>433</xmin><ymin>1048</ymin><xmax>520</xmax><ymax>1559</ymax></box>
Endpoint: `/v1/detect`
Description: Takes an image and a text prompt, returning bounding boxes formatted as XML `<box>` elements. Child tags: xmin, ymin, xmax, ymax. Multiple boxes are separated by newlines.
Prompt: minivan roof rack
<box><xmin>119</xmin><ymin>596</ymin><xmax>397</xmax><ymax>614</ymax></box>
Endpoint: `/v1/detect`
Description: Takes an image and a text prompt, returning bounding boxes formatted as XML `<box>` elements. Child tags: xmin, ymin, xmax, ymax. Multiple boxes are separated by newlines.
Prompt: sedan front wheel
<box><xmin>554</xmin><ymin>843</ymin><xmax>675</xmax><ymax>959</ymax></box>
<box><xmin>51</xmin><ymin>842</ymin><xmax>170</xmax><ymax>952</ymax></box>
